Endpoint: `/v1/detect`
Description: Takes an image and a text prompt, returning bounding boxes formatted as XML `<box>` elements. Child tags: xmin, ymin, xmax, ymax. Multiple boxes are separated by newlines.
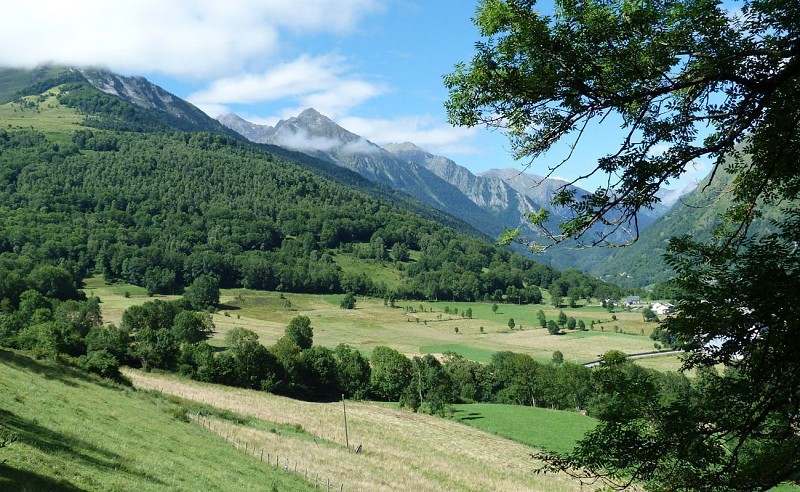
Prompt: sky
<box><xmin>0</xmin><ymin>0</ymin><xmax>708</xmax><ymax>192</ymax></box>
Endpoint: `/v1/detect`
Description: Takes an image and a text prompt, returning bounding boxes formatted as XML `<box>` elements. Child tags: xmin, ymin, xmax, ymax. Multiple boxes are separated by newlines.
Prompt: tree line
<box><xmin>0</xmin><ymin>255</ymin><xmax>682</xmax><ymax>423</ymax></box>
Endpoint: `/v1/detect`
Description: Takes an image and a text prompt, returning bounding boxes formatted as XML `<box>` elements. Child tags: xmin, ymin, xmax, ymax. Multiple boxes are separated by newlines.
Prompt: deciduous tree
<box><xmin>447</xmin><ymin>1</ymin><xmax>800</xmax><ymax>487</ymax></box>
<box><xmin>285</xmin><ymin>315</ymin><xmax>313</xmax><ymax>350</ymax></box>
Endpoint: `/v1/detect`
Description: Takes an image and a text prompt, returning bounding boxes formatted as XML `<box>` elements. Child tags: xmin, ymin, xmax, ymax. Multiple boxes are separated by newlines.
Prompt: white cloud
<box><xmin>274</xmin><ymin>128</ymin><xmax>340</xmax><ymax>153</ymax></box>
<box><xmin>0</xmin><ymin>0</ymin><xmax>382</xmax><ymax>78</ymax></box>
<box><xmin>189</xmin><ymin>55</ymin><xmax>388</xmax><ymax>119</ymax></box>
<box><xmin>340</xmin><ymin>115</ymin><xmax>480</xmax><ymax>155</ymax></box>
<box><xmin>676</xmin><ymin>158</ymin><xmax>710</xmax><ymax>190</ymax></box>
<box><xmin>341</xmin><ymin>138</ymin><xmax>381</xmax><ymax>155</ymax></box>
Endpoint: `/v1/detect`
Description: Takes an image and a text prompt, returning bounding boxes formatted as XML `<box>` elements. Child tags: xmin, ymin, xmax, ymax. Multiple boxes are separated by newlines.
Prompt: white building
<box><xmin>652</xmin><ymin>302</ymin><xmax>675</xmax><ymax>315</ymax></box>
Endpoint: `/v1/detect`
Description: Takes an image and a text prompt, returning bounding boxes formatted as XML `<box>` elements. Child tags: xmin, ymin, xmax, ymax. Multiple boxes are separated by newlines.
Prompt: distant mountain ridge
<box><xmin>219</xmin><ymin>109</ymin><xmax>506</xmax><ymax>239</ymax></box>
<box><xmin>220</xmin><ymin>110</ymin><xmax>681</xmax><ymax>275</ymax></box>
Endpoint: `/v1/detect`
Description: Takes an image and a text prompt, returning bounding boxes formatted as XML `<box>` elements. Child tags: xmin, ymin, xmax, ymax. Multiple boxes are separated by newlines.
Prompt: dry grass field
<box><xmin>124</xmin><ymin>369</ymin><xmax>593</xmax><ymax>491</ymax></box>
<box><xmin>86</xmin><ymin>276</ymin><xmax>667</xmax><ymax>365</ymax></box>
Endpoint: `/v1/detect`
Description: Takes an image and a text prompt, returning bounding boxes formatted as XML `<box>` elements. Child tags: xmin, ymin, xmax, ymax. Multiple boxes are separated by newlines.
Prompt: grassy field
<box><xmin>124</xmin><ymin>368</ymin><xmax>592</xmax><ymax>491</ymax></box>
<box><xmin>332</xmin><ymin>251</ymin><xmax>406</xmax><ymax>290</ymax></box>
<box><xmin>0</xmin><ymin>87</ymin><xmax>84</xmax><ymax>144</ymax></box>
<box><xmin>84</xmin><ymin>276</ymin><xmax>670</xmax><ymax>365</ymax></box>
<box><xmin>451</xmin><ymin>403</ymin><xmax>597</xmax><ymax>455</ymax></box>
<box><xmin>0</xmin><ymin>349</ymin><xmax>313</xmax><ymax>491</ymax></box>
<box><xmin>419</xmin><ymin>344</ymin><xmax>499</xmax><ymax>363</ymax></box>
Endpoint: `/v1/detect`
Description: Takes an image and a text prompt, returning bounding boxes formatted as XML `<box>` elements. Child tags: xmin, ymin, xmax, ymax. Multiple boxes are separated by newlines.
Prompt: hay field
<box><xmin>211</xmin><ymin>291</ymin><xmax>659</xmax><ymax>364</ymax></box>
<box><xmin>86</xmin><ymin>276</ymin><xmax>661</xmax><ymax>364</ymax></box>
<box><xmin>124</xmin><ymin>369</ymin><xmax>591</xmax><ymax>491</ymax></box>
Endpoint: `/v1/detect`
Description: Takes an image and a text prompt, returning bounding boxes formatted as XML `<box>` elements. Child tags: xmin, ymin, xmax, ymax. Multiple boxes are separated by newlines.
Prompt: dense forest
<box><xmin>0</xmin><ymin>73</ymin><xmax>622</xmax><ymax>306</ymax></box>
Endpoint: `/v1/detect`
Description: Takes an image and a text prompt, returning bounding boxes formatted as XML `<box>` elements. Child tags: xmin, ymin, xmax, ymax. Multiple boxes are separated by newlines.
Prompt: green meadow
<box><xmin>451</xmin><ymin>403</ymin><xmax>597</xmax><ymax>455</ymax></box>
<box><xmin>0</xmin><ymin>349</ymin><xmax>313</xmax><ymax>491</ymax></box>
<box><xmin>84</xmin><ymin>275</ymin><xmax>676</xmax><ymax>368</ymax></box>
<box><xmin>0</xmin><ymin>88</ymin><xmax>84</xmax><ymax>143</ymax></box>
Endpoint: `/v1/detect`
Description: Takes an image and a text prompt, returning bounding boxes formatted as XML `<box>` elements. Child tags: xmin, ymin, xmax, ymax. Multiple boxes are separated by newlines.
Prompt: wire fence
<box><xmin>189</xmin><ymin>413</ymin><xmax>345</xmax><ymax>491</ymax></box>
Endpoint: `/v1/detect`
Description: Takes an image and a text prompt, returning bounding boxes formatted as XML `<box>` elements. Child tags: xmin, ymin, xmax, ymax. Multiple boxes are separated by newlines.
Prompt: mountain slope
<box><xmin>0</xmin><ymin>67</ymin><xmax>618</xmax><ymax>304</ymax></box>
<box><xmin>219</xmin><ymin>109</ymin><xmax>505</xmax><ymax>238</ymax></box>
<box><xmin>222</xmin><ymin>111</ymin><xmax>688</xmax><ymax>275</ymax></box>
<box><xmin>586</xmin><ymin>166</ymin><xmax>784</xmax><ymax>287</ymax></box>
<box><xmin>3</xmin><ymin>65</ymin><xmax>236</xmax><ymax>135</ymax></box>
<box><xmin>80</xmin><ymin>68</ymin><xmax>236</xmax><ymax>134</ymax></box>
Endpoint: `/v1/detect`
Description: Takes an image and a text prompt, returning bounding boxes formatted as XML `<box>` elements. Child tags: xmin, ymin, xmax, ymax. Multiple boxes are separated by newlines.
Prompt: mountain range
<box><xmin>0</xmin><ymin>64</ymin><xmax>711</xmax><ymax>288</ymax></box>
<box><xmin>218</xmin><ymin>109</ymin><xmax>691</xmax><ymax>284</ymax></box>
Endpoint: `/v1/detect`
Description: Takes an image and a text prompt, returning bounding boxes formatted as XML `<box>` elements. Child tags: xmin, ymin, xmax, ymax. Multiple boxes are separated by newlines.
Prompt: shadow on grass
<box><xmin>0</xmin><ymin>408</ymin><xmax>166</xmax><ymax>488</ymax></box>
<box><xmin>453</xmin><ymin>411</ymin><xmax>485</xmax><ymax>421</ymax></box>
<box><xmin>215</xmin><ymin>303</ymin><xmax>241</xmax><ymax>312</ymax></box>
<box><xmin>0</xmin><ymin>464</ymin><xmax>82</xmax><ymax>492</ymax></box>
<box><xmin>0</xmin><ymin>349</ymin><xmax>123</xmax><ymax>391</ymax></box>
<box><xmin>0</xmin><ymin>349</ymin><xmax>86</xmax><ymax>388</ymax></box>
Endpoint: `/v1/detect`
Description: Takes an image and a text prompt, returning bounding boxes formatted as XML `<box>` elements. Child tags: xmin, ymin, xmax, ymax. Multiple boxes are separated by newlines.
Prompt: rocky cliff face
<box><xmin>80</xmin><ymin>68</ymin><xmax>228</xmax><ymax>133</ymax></box>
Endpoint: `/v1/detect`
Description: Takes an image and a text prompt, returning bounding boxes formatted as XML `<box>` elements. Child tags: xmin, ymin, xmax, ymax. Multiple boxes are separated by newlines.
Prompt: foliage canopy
<box><xmin>446</xmin><ymin>0</ymin><xmax>800</xmax><ymax>247</ymax></box>
<box><xmin>447</xmin><ymin>0</ymin><xmax>800</xmax><ymax>489</ymax></box>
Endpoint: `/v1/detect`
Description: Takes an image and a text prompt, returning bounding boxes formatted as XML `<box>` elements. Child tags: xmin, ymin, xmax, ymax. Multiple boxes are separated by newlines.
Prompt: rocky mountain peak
<box><xmin>383</xmin><ymin>142</ymin><xmax>423</xmax><ymax>153</ymax></box>
<box><xmin>296</xmin><ymin>107</ymin><xmax>327</xmax><ymax>122</ymax></box>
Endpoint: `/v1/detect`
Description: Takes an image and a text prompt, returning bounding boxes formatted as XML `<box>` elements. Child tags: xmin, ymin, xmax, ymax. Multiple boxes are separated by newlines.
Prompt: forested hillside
<box><xmin>0</xmin><ymin>67</ymin><xmax>621</xmax><ymax>303</ymax></box>
<box><xmin>588</xmin><ymin>161</ymin><xmax>786</xmax><ymax>287</ymax></box>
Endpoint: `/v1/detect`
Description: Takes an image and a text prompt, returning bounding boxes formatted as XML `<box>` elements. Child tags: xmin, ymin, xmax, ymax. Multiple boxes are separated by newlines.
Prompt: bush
<box><xmin>340</xmin><ymin>292</ymin><xmax>356</xmax><ymax>309</ymax></box>
<box><xmin>79</xmin><ymin>349</ymin><xmax>121</xmax><ymax>379</ymax></box>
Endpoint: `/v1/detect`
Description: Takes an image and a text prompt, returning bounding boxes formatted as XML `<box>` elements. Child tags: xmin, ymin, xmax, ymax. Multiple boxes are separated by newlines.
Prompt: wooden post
<box><xmin>260</xmin><ymin>449</ymin><xmax>263</xmax><ymax>462</ymax></box>
<box><xmin>342</xmin><ymin>394</ymin><xmax>349</xmax><ymax>450</ymax></box>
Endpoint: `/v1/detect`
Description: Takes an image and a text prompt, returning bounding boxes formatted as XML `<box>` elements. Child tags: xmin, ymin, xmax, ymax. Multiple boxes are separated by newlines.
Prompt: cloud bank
<box><xmin>188</xmin><ymin>55</ymin><xmax>387</xmax><ymax>120</ymax></box>
<box><xmin>0</xmin><ymin>0</ymin><xmax>382</xmax><ymax>78</ymax></box>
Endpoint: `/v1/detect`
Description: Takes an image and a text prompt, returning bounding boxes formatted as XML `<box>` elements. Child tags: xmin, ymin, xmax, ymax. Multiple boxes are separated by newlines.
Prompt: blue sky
<box><xmin>0</xmin><ymin>0</ymin><xmax>707</xmax><ymax>192</ymax></box>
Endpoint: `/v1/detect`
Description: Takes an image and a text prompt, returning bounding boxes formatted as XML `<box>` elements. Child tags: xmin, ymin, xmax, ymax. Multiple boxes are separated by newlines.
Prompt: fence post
<box><xmin>260</xmin><ymin>449</ymin><xmax>263</xmax><ymax>462</ymax></box>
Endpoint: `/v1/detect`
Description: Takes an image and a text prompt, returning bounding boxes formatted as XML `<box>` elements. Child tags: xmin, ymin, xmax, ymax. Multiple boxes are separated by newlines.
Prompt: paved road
<box><xmin>583</xmin><ymin>349</ymin><xmax>684</xmax><ymax>368</ymax></box>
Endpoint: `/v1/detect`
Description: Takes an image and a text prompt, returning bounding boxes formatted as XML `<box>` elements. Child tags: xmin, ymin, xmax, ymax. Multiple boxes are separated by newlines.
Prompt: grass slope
<box><xmin>0</xmin><ymin>349</ymin><xmax>313</xmax><ymax>491</ymax></box>
<box><xmin>124</xmin><ymin>369</ymin><xmax>588</xmax><ymax>491</ymax></box>
<box><xmin>451</xmin><ymin>403</ymin><xmax>597</xmax><ymax>455</ymax></box>
<box><xmin>0</xmin><ymin>87</ymin><xmax>84</xmax><ymax>141</ymax></box>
